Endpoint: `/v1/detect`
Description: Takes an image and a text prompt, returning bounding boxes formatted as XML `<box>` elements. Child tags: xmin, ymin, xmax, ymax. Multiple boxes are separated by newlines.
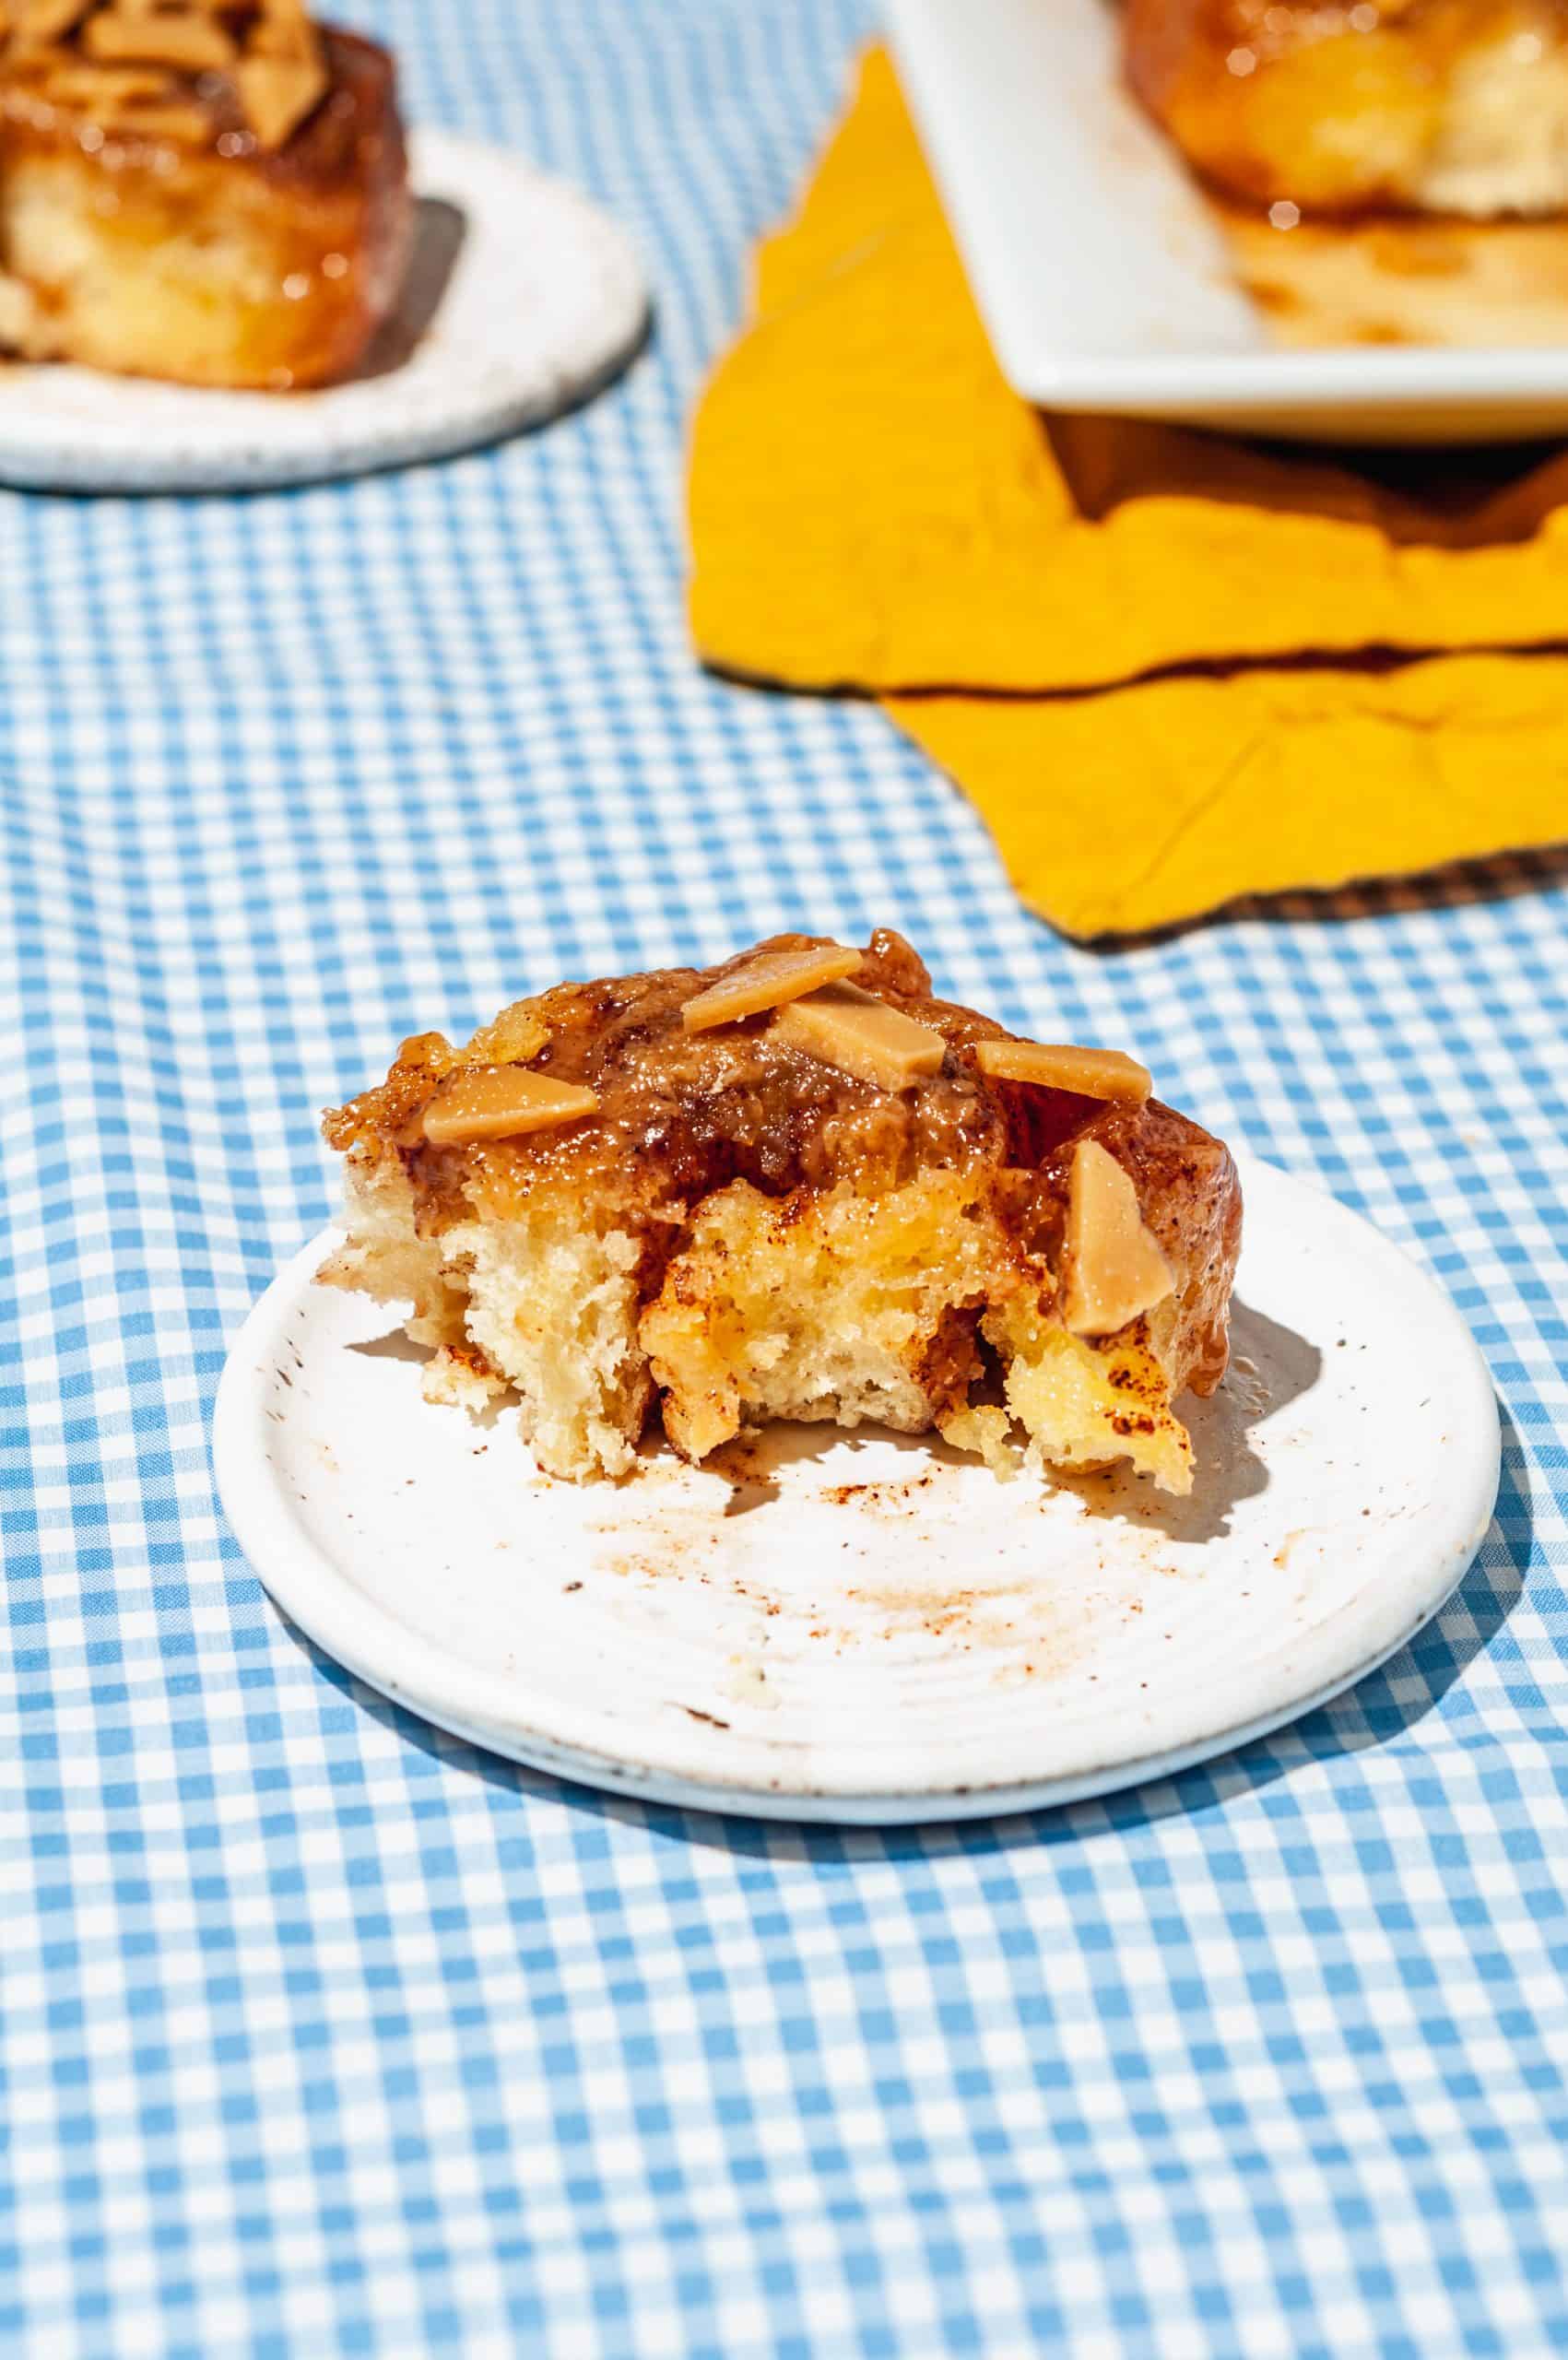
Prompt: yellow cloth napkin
<box><xmin>688</xmin><ymin>45</ymin><xmax>1568</xmax><ymax>938</ymax></box>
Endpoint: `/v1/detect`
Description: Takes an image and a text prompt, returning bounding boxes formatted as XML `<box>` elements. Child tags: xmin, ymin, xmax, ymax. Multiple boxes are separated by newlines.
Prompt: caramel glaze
<box><xmin>325</xmin><ymin>929</ymin><xmax>1241</xmax><ymax>1396</ymax></box>
<box><xmin>0</xmin><ymin>28</ymin><xmax>399</xmax><ymax>191</ymax></box>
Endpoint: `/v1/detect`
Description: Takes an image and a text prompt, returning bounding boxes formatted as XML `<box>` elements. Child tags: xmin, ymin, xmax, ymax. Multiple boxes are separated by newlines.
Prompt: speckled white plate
<box><xmin>0</xmin><ymin>130</ymin><xmax>648</xmax><ymax>492</ymax></box>
<box><xmin>213</xmin><ymin>1156</ymin><xmax>1500</xmax><ymax>1823</ymax></box>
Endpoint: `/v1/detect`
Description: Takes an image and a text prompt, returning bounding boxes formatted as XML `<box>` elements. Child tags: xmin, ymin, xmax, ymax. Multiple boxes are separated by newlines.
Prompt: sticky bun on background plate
<box><xmin>0</xmin><ymin>0</ymin><xmax>410</xmax><ymax>387</ymax></box>
<box><xmin>1125</xmin><ymin>0</ymin><xmax>1568</xmax><ymax>220</ymax></box>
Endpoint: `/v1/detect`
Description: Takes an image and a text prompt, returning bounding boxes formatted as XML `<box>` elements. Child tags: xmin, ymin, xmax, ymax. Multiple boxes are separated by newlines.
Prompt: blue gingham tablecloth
<box><xmin>3</xmin><ymin>3</ymin><xmax>1567</xmax><ymax>2353</ymax></box>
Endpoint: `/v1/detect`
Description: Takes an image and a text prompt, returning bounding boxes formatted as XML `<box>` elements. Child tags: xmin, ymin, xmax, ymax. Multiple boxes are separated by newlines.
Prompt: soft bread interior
<box><xmin>0</xmin><ymin>148</ymin><xmax>391</xmax><ymax>385</ymax></box>
<box><xmin>320</xmin><ymin>1162</ymin><xmax>654</xmax><ymax>1481</ymax></box>
<box><xmin>324</xmin><ymin>1160</ymin><xmax>1203</xmax><ymax>1493</ymax></box>
<box><xmin>3</xmin><ymin>157</ymin><xmax>295</xmax><ymax>381</ymax></box>
<box><xmin>1421</xmin><ymin>34</ymin><xmax>1568</xmax><ymax>217</ymax></box>
<box><xmin>642</xmin><ymin>1174</ymin><xmax>1195</xmax><ymax>1491</ymax></box>
<box><xmin>639</xmin><ymin>1174</ymin><xmax>997</xmax><ymax>1461</ymax></box>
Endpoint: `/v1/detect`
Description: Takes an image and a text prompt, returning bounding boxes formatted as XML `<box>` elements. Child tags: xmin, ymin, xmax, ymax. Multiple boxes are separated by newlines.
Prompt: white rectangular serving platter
<box><xmin>886</xmin><ymin>0</ymin><xmax>1568</xmax><ymax>443</ymax></box>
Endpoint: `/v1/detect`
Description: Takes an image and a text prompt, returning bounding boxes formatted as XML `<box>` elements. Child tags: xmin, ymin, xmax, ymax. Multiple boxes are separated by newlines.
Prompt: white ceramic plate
<box><xmin>213</xmin><ymin>1157</ymin><xmax>1500</xmax><ymax>1823</ymax></box>
<box><xmin>887</xmin><ymin>0</ymin><xmax>1568</xmax><ymax>443</ymax></box>
<box><xmin>0</xmin><ymin>130</ymin><xmax>648</xmax><ymax>491</ymax></box>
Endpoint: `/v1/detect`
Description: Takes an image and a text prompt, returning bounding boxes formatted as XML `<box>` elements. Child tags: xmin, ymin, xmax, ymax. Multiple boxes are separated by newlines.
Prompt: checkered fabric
<box><xmin>3</xmin><ymin>1</ymin><xmax>1566</xmax><ymax>2353</ymax></box>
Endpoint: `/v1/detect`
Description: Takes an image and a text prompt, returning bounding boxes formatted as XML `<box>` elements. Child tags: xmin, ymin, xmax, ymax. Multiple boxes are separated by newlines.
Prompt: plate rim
<box><xmin>885</xmin><ymin>0</ymin><xmax>1568</xmax><ymax>441</ymax></box>
<box><xmin>212</xmin><ymin>1154</ymin><xmax>1502</xmax><ymax>1823</ymax></box>
<box><xmin>0</xmin><ymin>127</ymin><xmax>649</xmax><ymax>493</ymax></box>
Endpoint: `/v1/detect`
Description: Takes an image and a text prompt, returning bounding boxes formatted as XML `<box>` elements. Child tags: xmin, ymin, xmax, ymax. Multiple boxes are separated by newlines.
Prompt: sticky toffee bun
<box><xmin>0</xmin><ymin>0</ymin><xmax>410</xmax><ymax>387</ymax></box>
<box><xmin>1125</xmin><ymin>0</ymin><xmax>1568</xmax><ymax>219</ymax></box>
<box><xmin>322</xmin><ymin>933</ymin><xmax>1243</xmax><ymax>1494</ymax></box>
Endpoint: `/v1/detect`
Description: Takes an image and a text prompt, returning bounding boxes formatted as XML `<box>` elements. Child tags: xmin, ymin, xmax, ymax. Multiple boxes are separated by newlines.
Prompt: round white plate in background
<box><xmin>0</xmin><ymin>130</ymin><xmax>648</xmax><ymax>492</ymax></box>
<box><xmin>213</xmin><ymin>1156</ymin><xmax>1501</xmax><ymax>1823</ymax></box>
